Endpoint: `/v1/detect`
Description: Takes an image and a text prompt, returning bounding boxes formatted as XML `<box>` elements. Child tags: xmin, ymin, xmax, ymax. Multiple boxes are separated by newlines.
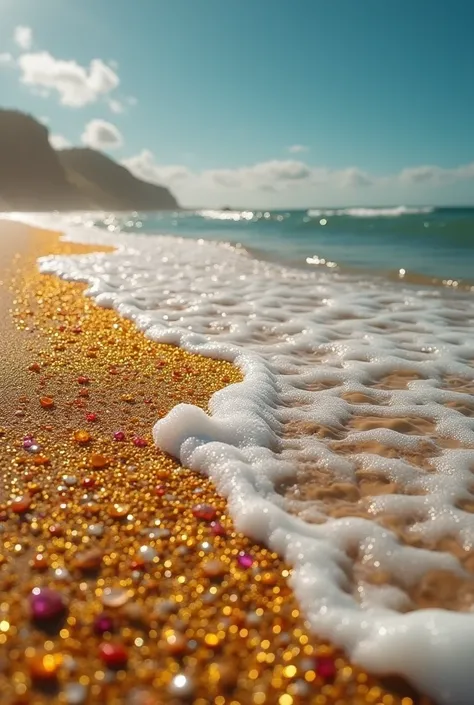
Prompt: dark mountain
<box><xmin>58</xmin><ymin>148</ymin><xmax>178</xmax><ymax>211</ymax></box>
<box><xmin>0</xmin><ymin>109</ymin><xmax>179</xmax><ymax>211</ymax></box>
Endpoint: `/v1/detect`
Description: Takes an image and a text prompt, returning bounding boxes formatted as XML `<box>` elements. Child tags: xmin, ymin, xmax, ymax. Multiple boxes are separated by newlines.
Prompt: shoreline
<box><xmin>4</xmin><ymin>211</ymin><xmax>474</xmax><ymax>294</ymax></box>
<box><xmin>0</xmin><ymin>220</ymin><xmax>426</xmax><ymax>704</ymax></box>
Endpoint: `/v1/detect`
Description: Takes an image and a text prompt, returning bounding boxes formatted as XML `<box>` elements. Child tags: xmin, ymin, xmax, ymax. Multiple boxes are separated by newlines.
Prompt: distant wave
<box><xmin>307</xmin><ymin>206</ymin><xmax>435</xmax><ymax>218</ymax></box>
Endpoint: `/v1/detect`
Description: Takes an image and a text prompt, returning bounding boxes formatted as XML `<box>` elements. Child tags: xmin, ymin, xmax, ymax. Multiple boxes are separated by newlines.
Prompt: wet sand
<box><xmin>282</xmin><ymin>366</ymin><xmax>474</xmax><ymax>614</ymax></box>
<box><xmin>0</xmin><ymin>221</ymin><xmax>432</xmax><ymax>704</ymax></box>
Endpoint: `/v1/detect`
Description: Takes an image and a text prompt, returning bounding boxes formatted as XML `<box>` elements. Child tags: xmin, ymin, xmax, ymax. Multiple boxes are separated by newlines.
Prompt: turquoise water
<box><xmin>94</xmin><ymin>206</ymin><xmax>474</xmax><ymax>283</ymax></box>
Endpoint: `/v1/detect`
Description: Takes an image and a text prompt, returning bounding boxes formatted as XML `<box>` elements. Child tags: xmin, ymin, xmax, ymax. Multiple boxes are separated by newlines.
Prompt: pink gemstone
<box><xmin>133</xmin><ymin>436</ymin><xmax>147</xmax><ymax>447</ymax></box>
<box><xmin>30</xmin><ymin>588</ymin><xmax>67</xmax><ymax>621</ymax></box>
<box><xmin>315</xmin><ymin>656</ymin><xmax>337</xmax><ymax>680</ymax></box>
<box><xmin>23</xmin><ymin>438</ymin><xmax>34</xmax><ymax>449</ymax></box>
<box><xmin>192</xmin><ymin>504</ymin><xmax>217</xmax><ymax>522</ymax></box>
<box><xmin>94</xmin><ymin>613</ymin><xmax>114</xmax><ymax>634</ymax></box>
<box><xmin>113</xmin><ymin>431</ymin><xmax>126</xmax><ymax>442</ymax></box>
<box><xmin>237</xmin><ymin>552</ymin><xmax>253</xmax><ymax>569</ymax></box>
<box><xmin>210</xmin><ymin>521</ymin><xmax>226</xmax><ymax>536</ymax></box>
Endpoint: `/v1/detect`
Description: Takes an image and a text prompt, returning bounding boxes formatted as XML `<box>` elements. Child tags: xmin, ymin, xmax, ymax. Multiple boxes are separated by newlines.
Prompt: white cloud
<box><xmin>0</xmin><ymin>52</ymin><xmax>13</xmax><ymax>66</ymax></box>
<box><xmin>288</xmin><ymin>144</ymin><xmax>309</xmax><ymax>153</ymax></box>
<box><xmin>399</xmin><ymin>163</ymin><xmax>474</xmax><ymax>185</ymax></box>
<box><xmin>14</xmin><ymin>26</ymin><xmax>33</xmax><ymax>50</ymax></box>
<box><xmin>49</xmin><ymin>133</ymin><xmax>71</xmax><ymax>150</ymax></box>
<box><xmin>81</xmin><ymin>119</ymin><xmax>123</xmax><ymax>150</ymax></box>
<box><xmin>127</xmin><ymin>96</ymin><xmax>138</xmax><ymax>106</ymax></box>
<box><xmin>120</xmin><ymin>150</ymin><xmax>474</xmax><ymax>207</ymax></box>
<box><xmin>108</xmin><ymin>98</ymin><xmax>124</xmax><ymax>114</ymax></box>
<box><xmin>122</xmin><ymin>150</ymin><xmax>191</xmax><ymax>184</ymax></box>
<box><xmin>18</xmin><ymin>52</ymin><xmax>119</xmax><ymax>107</ymax></box>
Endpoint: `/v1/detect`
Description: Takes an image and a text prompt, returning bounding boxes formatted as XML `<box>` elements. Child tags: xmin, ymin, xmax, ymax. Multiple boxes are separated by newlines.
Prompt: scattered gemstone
<box><xmin>102</xmin><ymin>587</ymin><xmax>130</xmax><ymax>608</ymax></box>
<box><xmin>77</xmin><ymin>375</ymin><xmax>89</xmax><ymax>384</ymax></box>
<box><xmin>113</xmin><ymin>430</ymin><xmax>126</xmax><ymax>441</ymax></box>
<box><xmin>11</xmin><ymin>495</ymin><xmax>32</xmax><ymax>514</ymax></box>
<box><xmin>64</xmin><ymin>682</ymin><xmax>88</xmax><ymax>705</ymax></box>
<box><xmin>237</xmin><ymin>552</ymin><xmax>254</xmax><ymax>569</ymax></box>
<box><xmin>74</xmin><ymin>548</ymin><xmax>103</xmax><ymax>571</ymax></box>
<box><xmin>192</xmin><ymin>503</ymin><xmax>217</xmax><ymax>521</ymax></box>
<box><xmin>210</xmin><ymin>520</ymin><xmax>226</xmax><ymax>536</ymax></box>
<box><xmin>86</xmin><ymin>412</ymin><xmax>98</xmax><ymax>422</ymax></box>
<box><xmin>109</xmin><ymin>503</ymin><xmax>130</xmax><ymax>518</ymax></box>
<box><xmin>28</xmin><ymin>652</ymin><xmax>62</xmax><ymax>680</ymax></box>
<box><xmin>90</xmin><ymin>453</ymin><xmax>109</xmax><ymax>469</ymax></box>
<box><xmin>30</xmin><ymin>587</ymin><xmax>67</xmax><ymax>621</ymax></box>
<box><xmin>73</xmin><ymin>429</ymin><xmax>91</xmax><ymax>444</ymax></box>
<box><xmin>87</xmin><ymin>523</ymin><xmax>104</xmax><ymax>537</ymax></box>
<box><xmin>202</xmin><ymin>559</ymin><xmax>227</xmax><ymax>579</ymax></box>
<box><xmin>315</xmin><ymin>655</ymin><xmax>337</xmax><ymax>680</ymax></box>
<box><xmin>137</xmin><ymin>545</ymin><xmax>158</xmax><ymax>562</ymax></box>
<box><xmin>133</xmin><ymin>436</ymin><xmax>147</xmax><ymax>447</ymax></box>
<box><xmin>98</xmin><ymin>642</ymin><xmax>128</xmax><ymax>669</ymax></box>
<box><xmin>40</xmin><ymin>396</ymin><xmax>55</xmax><ymax>409</ymax></box>
<box><xmin>94</xmin><ymin>613</ymin><xmax>115</xmax><ymax>634</ymax></box>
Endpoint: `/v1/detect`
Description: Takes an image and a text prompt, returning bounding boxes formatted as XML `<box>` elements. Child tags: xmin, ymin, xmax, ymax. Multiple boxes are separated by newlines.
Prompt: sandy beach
<box><xmin>0</xmin><ymin>220</ymin><xmax>433</xmax><ymax>705</ymax></box>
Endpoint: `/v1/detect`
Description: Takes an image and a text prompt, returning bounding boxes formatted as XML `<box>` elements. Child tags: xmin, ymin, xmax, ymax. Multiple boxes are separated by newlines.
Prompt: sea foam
<box><xmin>35</xmin><ymin>216</ymin><xmax>474</xmax><ymax>704</ymax></box>
<box><xmin>307</xmin><ymin>206</ymin><xmax>435</xmax><ymax>217</ymax></box>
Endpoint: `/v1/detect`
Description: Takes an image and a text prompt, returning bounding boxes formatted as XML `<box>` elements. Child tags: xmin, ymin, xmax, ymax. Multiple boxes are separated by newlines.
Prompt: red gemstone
<box><xmin>210</xmin><ymin>521</ymin><xmax>226</xmax><ymax>536</ymax></box>
<box><xmin>315</xmin><ymin>656</ymin><xmax>337</xmax><ymax>680</ymax></box>
<box><xmin>133</xmin><ymin>436</ymin><xmax>147</xmax><ymax>447</ymax></box>
<box><xmin>192</xmin><ymin>503</ymin><xmax>217</xmax><ymax>521</ymax></box>
<box><xmin>154</xmin><ymin>485</ymin><xmax>166</xmax><ymax>496</ymax></box>
<box><xmin>72</xmin><ymin>327</ymin><xmax>82</xmax><ymax>334</ymax></box>
<box><xmin>82</xmin><ymin>477</ymin><xmax>96</xmax><ymax>488</ymax></box>
<box><xmin>78</xmin><ymin>376</ymin><xmax>89</xmax><ymax>385</ymax></box>
<box><xmin>113</xmin><ymin>431</ymin><xmax>126</xmax><ymax>442</ymax></box>
<box><xmin>98</xmin><ymin>642</ymin><xmax>128</xmax><ymax>668</ymax></box>
<box><xmin>86</xmin><ymin>413</ymin><xmax>97</xmax><ymax>423</ymax></box>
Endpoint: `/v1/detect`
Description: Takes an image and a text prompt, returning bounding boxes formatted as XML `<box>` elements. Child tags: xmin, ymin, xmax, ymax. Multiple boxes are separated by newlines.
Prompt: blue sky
<box><xmin>1</xmin><ymin>0</ymin><xmax>473</xmax><ymax>207</ymax></box>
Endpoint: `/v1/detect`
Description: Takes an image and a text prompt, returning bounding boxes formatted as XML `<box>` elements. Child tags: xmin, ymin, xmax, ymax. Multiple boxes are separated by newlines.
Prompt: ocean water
<box><xmin>87</xmin><ymin>206</ymin><xmax>474</xmax><ymax>285</ymax></box>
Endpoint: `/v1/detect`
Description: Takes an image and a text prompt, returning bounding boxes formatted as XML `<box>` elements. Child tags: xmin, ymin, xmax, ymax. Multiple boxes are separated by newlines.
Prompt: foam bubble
<box><xmin>35</xmin><ymin>214</ymin><xmax>474</xmax><ymax>703</ymax></box>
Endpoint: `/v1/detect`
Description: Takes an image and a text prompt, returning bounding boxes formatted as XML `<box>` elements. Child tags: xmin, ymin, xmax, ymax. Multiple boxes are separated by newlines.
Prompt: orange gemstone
<box><xmin>40</xmin><ymin>396</ymin><xmax>54</xmax><ymax>409</ymax></box>
<box><xmin>90</xmin><ymin>453</ymin><xmax>109</xmax><ymax>469</ymax></box>
<box><xmin>32</xmin><ymin>553</ymin><xmax>48</xmax><ymax>571</ymax></box>
<box><xmin>202</xmin><ymin>559</ymin><xmax>227</xmax><ymax>578</ymax></box>
<box><xmin>11</xmin><ymin>495</ymin><xmax>32</xmax><ymax>513</ymax></box>
<box><xmin>33</xmin><ymin>455</ymin><xmax>50</xmax><ymax>466</ymax></box>
<box><xmin>109</xmin><ymin>503</ymin><xmax>130</xmax><ymax>518</ymax></box>
<box><xmin>28</xmin><ymin>653</ymin><xmax>62</xmax><ymax>680</ymax></box>
<box><xmin>74</xmin><ymin>430</ymin><xmax>91</xmax><ymax>444</ymax></box>
<box><xmin>29</xmin><ymin>362</ymin><xmax>41</xmax><ymax>372</ymax></box>
<box><xmin>74</xmin><ymin>548</ymin><xmax>103</xmax><ymax>571</ymax></box>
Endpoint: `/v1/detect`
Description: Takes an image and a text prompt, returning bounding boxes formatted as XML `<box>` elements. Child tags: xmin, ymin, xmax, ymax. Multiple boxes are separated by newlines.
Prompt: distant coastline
<box><xmin>0</xmin><ymin>109</ymin><xmax>179</xmax><ymax>212</ymax></box>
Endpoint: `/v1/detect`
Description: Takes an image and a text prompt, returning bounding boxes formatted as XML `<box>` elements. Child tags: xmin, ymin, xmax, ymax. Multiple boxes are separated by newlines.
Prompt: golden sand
<box><xmin>0</xmin><ymin>222</ymin><xmax>431</xmax><ymax>704</ymax></box>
